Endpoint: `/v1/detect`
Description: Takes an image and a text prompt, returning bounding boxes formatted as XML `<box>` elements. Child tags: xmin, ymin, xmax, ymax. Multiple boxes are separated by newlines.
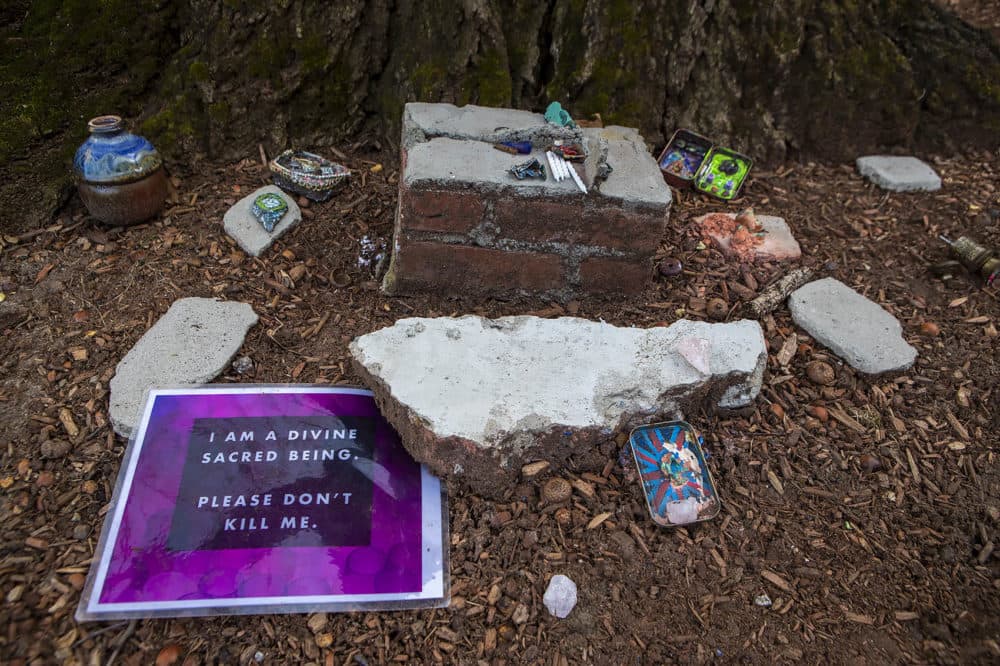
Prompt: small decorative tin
<box><xmin>269</xmin><ymin>149</ymin><xmax>350</xmax><ymax>202</ymax></box>
<box><xmin>693</xmin><ymin>146</ymin><xmax>753</xmax><ymax>201</ymax></box>
<box><xmin>250</xmin><ymin>192</ymin><xmax>288</xmax><ymax>232</ymax></box>
<box><xmin>628</xmin><ymin>421</ymin><xmax>720</xmax><ymax>527</ymax></box>
<box><xmin>657</xmin><ymin>129</ymin><xmax>712</xmax><ymax>188</ymax></box>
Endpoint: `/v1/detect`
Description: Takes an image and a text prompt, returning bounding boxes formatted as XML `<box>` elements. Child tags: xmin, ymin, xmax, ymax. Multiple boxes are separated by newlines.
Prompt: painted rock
<box><xmin>250</xmin><ymin>192</ymin><xmax>288</xmax><ymax>232</ymax></box>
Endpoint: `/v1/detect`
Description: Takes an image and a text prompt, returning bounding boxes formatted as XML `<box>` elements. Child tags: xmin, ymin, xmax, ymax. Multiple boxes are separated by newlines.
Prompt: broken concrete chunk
<box><xmin>856</xmin><ymin>156</ymin><xmax>941</xmax><ymax>192</ymax></box>
<box><xmin>223</xmin><ymin>185</ymin><xmax>303</xmax><ymax>257</ymax></box>
<box><xmin>109</xmin><ymin>298</ymin><xmax>258</xmax><ymax>438</ymax></box>
<box><xmin>696</xmin><ymin>212</ymin><xmax>801</xmax><ymax>262</ymax></box>
<box><xmin>350</xmin><ymin>316</ymin><xmax>766</xmax><ymax>495</ymax></box>
<box><xmin>788</xmin><ymin>278</ymin><xmax>917</xmax><ymax>374</ymax></box>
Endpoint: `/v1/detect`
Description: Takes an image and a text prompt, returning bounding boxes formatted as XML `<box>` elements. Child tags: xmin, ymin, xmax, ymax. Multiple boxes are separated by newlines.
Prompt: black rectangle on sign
<box><xmin>167</xmin><ymin>416</ymin><xmax>375</xmax><ymax>551</ymax></box>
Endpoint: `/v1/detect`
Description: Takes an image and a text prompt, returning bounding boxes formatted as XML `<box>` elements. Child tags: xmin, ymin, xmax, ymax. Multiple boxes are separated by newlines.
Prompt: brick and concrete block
<box><xmin>385</xmin><ymin>103</ymin><xmax>672</xmax><ymax>299</ymax></box>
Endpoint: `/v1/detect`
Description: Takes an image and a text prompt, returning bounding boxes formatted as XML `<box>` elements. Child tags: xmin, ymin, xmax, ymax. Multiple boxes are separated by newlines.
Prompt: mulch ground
<box><xmin>0</xmin><ymin>133</ymin><xmax>998</xmax><ymax>665</ymax></box>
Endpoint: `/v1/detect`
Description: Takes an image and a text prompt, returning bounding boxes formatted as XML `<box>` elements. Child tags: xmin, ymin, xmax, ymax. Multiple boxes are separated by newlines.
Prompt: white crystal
<box><xmin>543</xmin><ymin>574</ymin><xmax>578</xmax><ymax>619</ymax></box>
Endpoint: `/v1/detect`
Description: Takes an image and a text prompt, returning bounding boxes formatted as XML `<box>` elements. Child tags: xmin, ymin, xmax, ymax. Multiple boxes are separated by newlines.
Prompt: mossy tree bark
<box><xmin>2</xmin><ymin>0</ymin><xmax>999</xmax><ymax>233</ymax></box>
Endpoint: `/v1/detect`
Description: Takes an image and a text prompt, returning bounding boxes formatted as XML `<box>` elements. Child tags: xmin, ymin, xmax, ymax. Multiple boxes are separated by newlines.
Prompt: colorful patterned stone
<box><xmin>250</xmin><ymin>192</ymin><xmax>288</xmax><ymax>232</ymax></box>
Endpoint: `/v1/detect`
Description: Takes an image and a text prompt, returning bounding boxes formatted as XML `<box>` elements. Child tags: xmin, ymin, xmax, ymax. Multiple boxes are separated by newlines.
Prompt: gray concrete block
<box><xmin>351</xmin><ymin>316</ymin><xmax>765</xmax><ymax>495</ymax></box>
<box><xmin>223</xmin><ymin>185</ymin><xmax>303</xmax><ymax>257</ymax></box>
<box><xmin>789</xmin><ymin>278</ymin><xmax>917</xmax><ymax>374</ymax></box>
<box><xmin>403</xmin><ymin>102</ymin><xmax>580</xmax><ymax>149</ymax></box>
<box><xmin>856</xmin><ymin>156</ymin><xmax>941</xmax><ymax>192</ymax></box>
<box><xmin>109</xmin><ymin>298</ymin><xmax>258</xmax><ymax>438</ymax></box>
<box><xmin>404</xmin><ymin>136</ymin><xmax>670</xmax><ymax>208</ymax></box>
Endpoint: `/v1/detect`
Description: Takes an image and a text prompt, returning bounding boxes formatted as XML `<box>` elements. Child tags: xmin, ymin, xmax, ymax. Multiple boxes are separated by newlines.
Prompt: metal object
<box><xmin>938</xmin><ymin>235</ymin><xmax>1000</xmax><ymax>286</ymax></box>
<box><xmin>628</xmin><ymin>421</ymin><xmax>720</xmax><ymax>527</ymax></box>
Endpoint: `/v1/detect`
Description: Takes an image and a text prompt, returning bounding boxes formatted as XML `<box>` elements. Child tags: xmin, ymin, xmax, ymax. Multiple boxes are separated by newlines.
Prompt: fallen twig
<box><xmin>746</xmin><ymin>267</ymin><xmax>814</xmax><ymax>318</ymax></box>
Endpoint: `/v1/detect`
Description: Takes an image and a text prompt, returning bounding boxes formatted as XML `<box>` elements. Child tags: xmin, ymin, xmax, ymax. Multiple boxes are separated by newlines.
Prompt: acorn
<box><xmin>658</xmin><ymin>258</ymin><xmax>683</xmax><ymax>277</ymax></box>
<box><xmin>707</xmin><ymin>297</ymin><xmax>729</xmax><ymax>321</ymax></box>
<box><xmin>542</xmin><ymin>477</ymin><xmax>573</xmax><ymax>504</ymax></box>
<box><xmin>860</xmin><ymin>454</ymin><xmax>882</xmax><ymax>473</ymax></box>
<box><xmin>807</xmin><ymin>405</ymin><xmax>830</xmax><ymax>422</ymax></box>
<box><xmin>919</xmin><ymin>322</ymin><xmax>940</xmax><ymax>338</ymax></box>
<box><xmin>554</xmin><ymin>507</ymin><xmax>573</xmax><ymax>526</ymax></box>
<box><xmin>806</xmin><ymin>361</ymin><xmax>836</xmax><ymax>386</ymax></box>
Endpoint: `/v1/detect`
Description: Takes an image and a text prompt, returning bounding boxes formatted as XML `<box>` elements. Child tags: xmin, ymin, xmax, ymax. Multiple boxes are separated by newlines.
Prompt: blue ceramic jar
<box><xmin>73</xmin><ymin>115</ymin><xmax>168</xmax><ymax>225</ymax></box>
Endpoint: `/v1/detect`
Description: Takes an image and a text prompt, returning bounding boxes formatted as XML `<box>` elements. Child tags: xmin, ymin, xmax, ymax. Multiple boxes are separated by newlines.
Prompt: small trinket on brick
<box><xmin>509</xmin><ymin>158</ymin><xmax>546</xmax><ymax>180</ymax></box>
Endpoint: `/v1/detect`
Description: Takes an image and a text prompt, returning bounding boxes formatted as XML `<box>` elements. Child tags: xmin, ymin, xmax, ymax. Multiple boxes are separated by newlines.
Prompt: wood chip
<box><xmin>521</xmin><ymin>461</ymin><xmax>549</xmax><ymax>477</ymax></box>
<box><xmin>760</xmin><ymin>570</ymin><xmax>793</xmax><ymax>593</ymax></box>
<box><xmin>571</xmin><ymin>478</ymin><xmax>595</xmax><ymax>498</ymax></box>
<box><xmin>828</xmin><ymin>407</ymin><xmax>866</xmax><ymax>434</ymax></box>
<box><xmin>894</xmin><ymin>611</ymin><xmax>919</xmax><ymax>621</ymax></box>
<box><xmin>776</xmin><ymin>333</ymin><xmax>797</xmax><ymax>367</ymax></box>
<box><xmin>586</xmin><ymin>512</ymin><xmax>613</xmax><ymax>530</ymax></box>
<box><xmin>59</xmin><ymin>408</ymin><xmax>79</xmax><ymax>438</ymax></box>
<box><xmin>845</xmin><ymin>612</ymin><xmax>875</xmax><ymax>625</ymax></box>
<box><xmin>767</xmin><ymin>470</ymin><xmax>785</xmax><ymax>495</ymax></box>
<box><xmin>945</xmin><ymin>410</ymin><xmax>970</xmax><ymax>441</ymax></box>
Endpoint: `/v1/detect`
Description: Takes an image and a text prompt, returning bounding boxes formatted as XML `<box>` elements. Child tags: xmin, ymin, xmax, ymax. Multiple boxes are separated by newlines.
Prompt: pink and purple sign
<box><xmin>77</xmin><ymin>386</ymin><xmax>447</xmax><ymax>620</ymax></box>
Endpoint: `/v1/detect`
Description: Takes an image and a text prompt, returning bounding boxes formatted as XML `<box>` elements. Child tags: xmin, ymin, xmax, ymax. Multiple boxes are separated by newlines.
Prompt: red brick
<box><xmin>578</xmin><ymin>256</ymin><xmax>651</xmax><ymax>294</ymax></box>
<box><xmin>401</xmin><ymin>188</ymin><xmax>486</xmax><ymax>234</ymax></box>
<box><xmin>493</xmin><ymin>199</ymin><xmax>663</xmax><ymax>255</ymax></box>
<box><xmin>386</xmin><ymin>241</ymin><xmax>564</xmax><ymax>295</ymax></box>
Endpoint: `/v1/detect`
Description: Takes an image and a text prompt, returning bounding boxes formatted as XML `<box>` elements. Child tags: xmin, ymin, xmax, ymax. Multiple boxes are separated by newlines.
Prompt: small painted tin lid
<box><xmin>74</xmin><ymin>115</ymin><xmax>163</xmax><ymax>185</ymax></box>
<box><xmin>628</xmin><ymin>420</ymin><xmax>721</xmax><ymax>528</ymax></box>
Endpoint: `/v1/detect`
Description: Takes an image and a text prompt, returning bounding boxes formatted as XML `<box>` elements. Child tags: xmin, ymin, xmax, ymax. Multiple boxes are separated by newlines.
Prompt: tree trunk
<box><xmin>2</xmin><ymin>0</ymin><xmax>999</xmax><ymax>233</ymax></box>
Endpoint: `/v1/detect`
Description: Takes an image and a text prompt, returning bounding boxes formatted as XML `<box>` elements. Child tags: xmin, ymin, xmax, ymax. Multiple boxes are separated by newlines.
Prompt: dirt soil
<box><xmin>0</xmin><ymin>130</ymin><xmax>998</xmax><ymax>665</ymax></box>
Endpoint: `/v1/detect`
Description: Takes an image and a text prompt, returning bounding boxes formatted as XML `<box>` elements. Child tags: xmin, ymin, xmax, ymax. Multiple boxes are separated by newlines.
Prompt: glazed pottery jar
<box><xmin>73</xmin><ymin>115</ymin><xmax>168</xmax><ymax>225</ymax></box>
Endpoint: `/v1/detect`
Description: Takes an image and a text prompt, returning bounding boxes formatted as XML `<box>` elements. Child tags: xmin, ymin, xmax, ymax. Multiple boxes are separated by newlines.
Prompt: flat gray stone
<box><xmin>788</xmin><ymin>278</ymin><xmax>917</xmax><ymax>374</ymax></box>
<box><xmin>223</xmin><ymin>185</ymin><xmax>302</xmax><ymax>257</ymax></box>
<box><xmin>856</xmin><ymin>156</ymin><xmax>941</xmax><ymax>192</ymax></box>
<box><xmin>351</xmin><ymin>316</ymin><xmax>765</xmax><ymax>495</ymax></box>
<box><xmin>109</xmin><ymin>298</ymin><xmax>258</xmax><ymax>438</ymax></box>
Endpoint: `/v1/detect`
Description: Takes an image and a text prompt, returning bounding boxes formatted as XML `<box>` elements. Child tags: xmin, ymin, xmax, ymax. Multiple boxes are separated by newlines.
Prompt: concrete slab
<box><xmin>351</xmin><ymin>316</ymin><xmax>765</xmax><ymax>495</ymax></box>
<box><xmin>223</xmin><ymin>185</ymin><xmax>303</xmax><ymax>257</ymax></box>
<box><xmin>109</xmin><ymin>298</ymin><xmax>258</xmax><ymax>438</ymax></box>
<box><xmin>404</xmin><ymin>137</ymin><xmax>670</xmax><ymax>208</ymax></box>
<box><xmin>788</xmin><ymin>278</ymin><xmax>917</xmax><ymax>374</ymax></box>
<box><xmin>856</xmin><ymin>156</ymin><xmax>941</xmax><ymax>192</ymax></box>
